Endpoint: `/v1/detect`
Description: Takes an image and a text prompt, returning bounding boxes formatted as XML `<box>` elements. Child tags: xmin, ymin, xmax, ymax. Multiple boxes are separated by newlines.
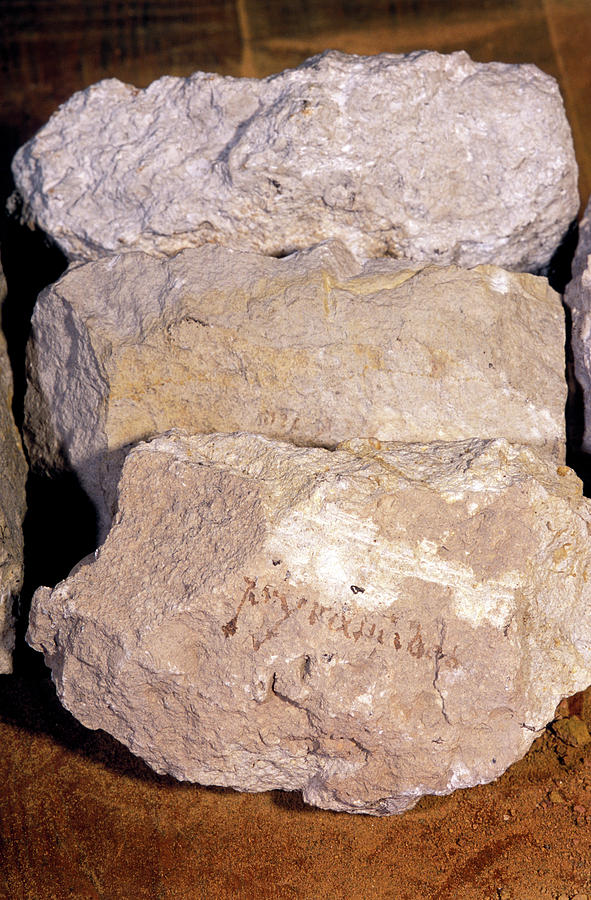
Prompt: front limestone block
<box><xmin>27</xmin><ymin>432</ymin><xmax>591</xmax><ymax>814</ymax></box>
<box><xmin>11</xmin><ymin>49</ymin><xmax>578</xmax><ymax>271</ymax></box>
<box><xmin>0</xmin><ymin>260</ymin><xmax>27</xmax><ymax>673</ymax></box>
<box><xmin>24</xmin><ymin>242</ymin><xmax>566</xmax><ymax>532</ymax></box>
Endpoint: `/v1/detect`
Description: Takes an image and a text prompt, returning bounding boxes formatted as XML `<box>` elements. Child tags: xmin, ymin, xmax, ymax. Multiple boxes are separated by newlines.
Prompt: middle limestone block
<box><xmin>25</xmin><ymin>241</ymin><xmax>566</xmax><ymax>528</ymax></box>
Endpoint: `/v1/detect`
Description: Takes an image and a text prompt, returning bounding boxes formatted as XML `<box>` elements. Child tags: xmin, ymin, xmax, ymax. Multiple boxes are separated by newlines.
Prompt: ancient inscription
<box><xmin>222</xmin><ymin>577</ymin><xmax>257</xmax><ymax>638</ymax></box>
<box><xmin>408</xmin><ymin>624</ymin><xmax>425</xmax><ymax>659</ymax></box>
<box><xmin>221</xmin><ymin>575</ymin><xmax>455</xmax><ymax>664</ymax></box>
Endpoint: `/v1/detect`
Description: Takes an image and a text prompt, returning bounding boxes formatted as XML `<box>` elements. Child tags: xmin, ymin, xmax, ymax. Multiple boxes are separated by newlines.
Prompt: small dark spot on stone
<box><xmin>350</xmin><ymin>585</ymin><xmax>365</xmax><ymax>594</ymax></box>
<box><xmin>272</xmin><ymin>559</ymin><xmax>281</xmax><ymax>566</ymax></box>
<box><xmin>492</xmin><ymin>757</ymin><xmax>497</xmax><ymax>763</ymax></box>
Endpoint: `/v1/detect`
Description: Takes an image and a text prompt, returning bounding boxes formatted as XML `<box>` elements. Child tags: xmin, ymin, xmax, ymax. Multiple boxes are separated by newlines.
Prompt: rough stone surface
<box><xmin>565</xmin><ymin>198</ymin><xmax>591</xmax><ymax>451</ymax></box>
<box><xmin>11</xmin><ymin>49</ymin><xmax>578</xmax><ymax>271</ymax></box>
<box><xmin>24</xmin><ymin>241</ymin><xmax>567</xmax><ymax>532</ymax></box>
<box><xmin>27</xmin><ymin>431</ymin><xmax>591</xmax><ymax>815</ymax></box>
<box><xmin>0</xmin><ymin>260</ymin><xmax>27</xmax><ymax>673</ymax></box>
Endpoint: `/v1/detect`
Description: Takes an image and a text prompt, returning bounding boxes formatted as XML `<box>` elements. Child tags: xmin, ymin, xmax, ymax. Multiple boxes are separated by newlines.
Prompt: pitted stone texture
<box><xmin>24</xmin><ymin>242</ymin><xmax>566</xmax><ymax>532</ymax></box>
<box><xmin>11</xmin><ymin>50</ymin><xmax>578</xmax><ymax>271</ymax></box>
<box><xmin>565</xmin><ymin>198</ymin><xmax>591</xmax><ymax>451</ymax></box>
<box><xmin>27</xmin><ymin>432</ymin><xmax>591</xmax><ymax>814</ymax></box>
<box><xmin>0</xmin><ymin>261</ymin><xmax>27</xmax><ymax>673</ymax></box>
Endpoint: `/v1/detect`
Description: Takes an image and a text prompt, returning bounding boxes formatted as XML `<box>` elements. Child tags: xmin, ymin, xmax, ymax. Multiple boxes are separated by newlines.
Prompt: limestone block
<box><xmin>565</xmin><ymin>198</ymin><xmax>591</xmax><ymax>451</ymax></box>
<box><xmin>23</xmin><ymin>242</ymin><xmax>566</xmax><ymax>532</ymax></box>
<box><xmin>11</xmin><ymin>49</ymin><xmax>578</xmax><ymax>271</ymax></box>
<box><xmin>27</xmin><ymin>432</ymin><xmax>591</xmax><ymax>814</ymax></box>
<box><xmin>0</xmin><ymin>261</ymin><xmax>27</xmax><ymax>673</ymax></box>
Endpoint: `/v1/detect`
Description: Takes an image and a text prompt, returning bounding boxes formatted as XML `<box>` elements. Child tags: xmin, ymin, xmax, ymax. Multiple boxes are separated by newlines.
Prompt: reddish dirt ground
<box><xmin>2</xmin><ymin>671</ymin><xmax>591</xmax><ymax>899</ymax></box>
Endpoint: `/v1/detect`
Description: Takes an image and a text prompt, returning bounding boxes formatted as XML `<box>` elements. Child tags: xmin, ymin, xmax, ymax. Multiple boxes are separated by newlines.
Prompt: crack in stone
<box><xmin>433</xmin><ymin>620</ymin><xmax>451</xmax><ymax>725</ymax></box>
<box><xmin>270</xmin><ymin>671</ymin><xmax>371</xmax><ymax>764</ymax></box>
<box><xmin>270</xmin><ymin>671</ymin><xmax>316</xmax><ymax>732</ymax></box>
<box><xmin>270</xmin><ymin>672</ymin><xmax>300</xmax><ymax>709</ymax></box>
<box><xmin>350</xmin><ymin>737</ymin><xmax>371</xmax><ymax>761</ymax></box>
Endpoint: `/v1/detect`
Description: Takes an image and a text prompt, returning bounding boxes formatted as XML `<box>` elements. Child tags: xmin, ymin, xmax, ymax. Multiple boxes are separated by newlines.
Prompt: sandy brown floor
<box><xmin>3</xmin><ymin>672</ymin><xmax>591</xmax><ymax>899</ymax></box>
<box><xmin>2</xmin><ymin>2</ymin><xmax>591</xmax><ymax>898</ymax></box>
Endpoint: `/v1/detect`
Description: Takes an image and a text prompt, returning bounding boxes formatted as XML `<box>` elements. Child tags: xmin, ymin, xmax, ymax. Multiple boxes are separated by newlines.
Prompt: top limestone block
<box><xmin>12</xmin><ymin>50</ymin><xmax>578</xmax><ymax>270</ymax></box>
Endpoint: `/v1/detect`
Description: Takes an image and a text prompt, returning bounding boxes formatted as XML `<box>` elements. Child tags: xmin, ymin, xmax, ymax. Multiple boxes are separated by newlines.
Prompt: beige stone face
<box><xmin>12</xmin><ymin>50</ymin><xmax>577</xmax><ymax>271</ymax></box>
<box><xmin>27</xmin><ymin>432</ymin><xmax>591</xmax><ymax>814</ymax></box>
<box><xmin>24</xmin><ymin>242</ymin><xmax>566</xmax><ymax>532</ymax></box>
<box><xmin>0</xmin><ymin>260</ymin><xmax>27</xmax><ymax>673</ymax></box>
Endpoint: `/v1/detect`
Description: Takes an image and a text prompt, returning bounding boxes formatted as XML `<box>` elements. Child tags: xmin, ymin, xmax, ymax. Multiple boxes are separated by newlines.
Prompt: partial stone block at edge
<box><xmin>0</xmin><ymin>259</ymin><xmax>27</xmax><ymax>673</ymax></box>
